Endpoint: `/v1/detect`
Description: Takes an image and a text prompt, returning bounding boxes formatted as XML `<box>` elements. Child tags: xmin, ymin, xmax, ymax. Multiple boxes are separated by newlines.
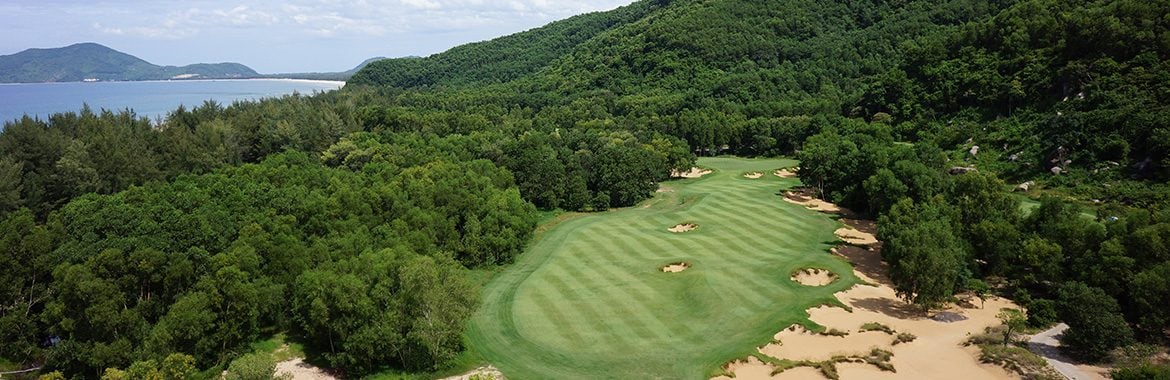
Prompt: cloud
<box><xmin>84</xmin><ymin>0</ymin><xmax>632</xmax><ymax>39</ymax></box>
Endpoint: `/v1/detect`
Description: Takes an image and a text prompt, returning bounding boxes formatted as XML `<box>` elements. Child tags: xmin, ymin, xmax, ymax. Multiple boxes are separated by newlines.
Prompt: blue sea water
<box><xmin>0</xmin><ymin>79</ymin><xmax>344</xmax><ymax>128</ymax></box>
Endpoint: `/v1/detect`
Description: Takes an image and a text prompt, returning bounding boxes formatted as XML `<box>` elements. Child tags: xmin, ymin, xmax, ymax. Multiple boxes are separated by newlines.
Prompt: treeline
<box><xmin>799</xmin><ymin>120</ymin><xmax>1170</xmax><ymax>363</ymax></box>
<box><xmin>0</xmin><ymin>93</ymin><xmax>364</xmax><ymax>219</ymax></box>
<box><xmin>2</xmin><ymin>146</ymin><xmax>537</xmax><ymax>377</ymax></box>
<box><xmin>0</xmin><ymin>92</ymin><xmax>692</xmax><ymax>378</ymax></box>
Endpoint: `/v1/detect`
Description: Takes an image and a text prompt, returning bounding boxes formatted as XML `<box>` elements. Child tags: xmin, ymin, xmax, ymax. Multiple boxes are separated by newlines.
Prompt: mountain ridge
<box><xmin>0</xmin><ymin>42</ymin><xmax>262</xmax><ymax>83</ymax></box>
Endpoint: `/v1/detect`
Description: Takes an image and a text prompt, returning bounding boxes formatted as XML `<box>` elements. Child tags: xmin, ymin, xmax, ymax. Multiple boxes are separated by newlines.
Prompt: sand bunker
<box><xmin>672</xmin><ymin>167</ymin><xmax>713</xmax><ymax>178</ymax></box>
<box><xmin>662</xmin><ymin>262</ymin><xmax>691</xmax><ymax>273</ymax></box>
<box><xmin>774</xmin><ymin>168</ymin><xmax>799</xmax><ymax>178</ymax></box>
<box><xmin>669</xmin><ymin>223</ymin><xmax>698</xmax><ymax>233</ymax></box>
<box><xmin>786</xmin><ymin>189</ymin><xmax>842</xmax><ymax>212</ymax></box>
<box><xmin>744</xmin><ymin>172</ymin><xmax>764</xmax><ymax>179</ymax></box>
<box><xmin>835</xmin><ymin>227</ymin><xmax>879</xmax><ymax>247</ymax></box>
<box><xmin>275</xmin><ymin>358</ymin><xmax>336</xmax><ymax>380</ymax></box>
<box><xmin>791</xmin><ymin>268</ymin><xmax>838</xmax><ymax>286</ymax></box>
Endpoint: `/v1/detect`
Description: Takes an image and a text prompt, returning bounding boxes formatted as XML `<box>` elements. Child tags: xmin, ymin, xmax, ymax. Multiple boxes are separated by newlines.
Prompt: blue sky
<box><xmin>0</xmin><ymin>0</ymin><xmax>635</xmax><ymax>73</ymax></box>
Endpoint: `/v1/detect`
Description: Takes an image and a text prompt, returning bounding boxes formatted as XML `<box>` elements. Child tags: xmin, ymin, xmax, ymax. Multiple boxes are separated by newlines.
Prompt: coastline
<box><xmin>0</xmin><ymin>78</ymin><xmax>346</xmax><ymax>86</ymax></box>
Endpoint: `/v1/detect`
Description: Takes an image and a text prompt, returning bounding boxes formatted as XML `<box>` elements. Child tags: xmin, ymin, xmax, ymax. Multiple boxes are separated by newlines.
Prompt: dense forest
<box><xmin>2</xmin><ymin>0</ymin><xmax>1169</xmax><ymax>378</ymax></box>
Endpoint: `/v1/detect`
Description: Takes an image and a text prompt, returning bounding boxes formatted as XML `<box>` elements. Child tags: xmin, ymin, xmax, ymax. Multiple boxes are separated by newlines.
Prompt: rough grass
<box><xmin>465</xmin><ymin>157</ymin><xmax>859</xmax><ymax>379</ymax></box>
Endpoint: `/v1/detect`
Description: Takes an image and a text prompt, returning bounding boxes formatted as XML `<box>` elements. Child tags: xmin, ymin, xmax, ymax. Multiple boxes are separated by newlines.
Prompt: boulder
<box><xmin>1015</xmin><ymin>181</ymin><xmax>1035</xmax><ymax>192</ymax></box>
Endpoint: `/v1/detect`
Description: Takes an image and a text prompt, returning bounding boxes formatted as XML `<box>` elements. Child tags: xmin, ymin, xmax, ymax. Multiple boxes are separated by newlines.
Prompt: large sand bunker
<box><xmin>791</xmin><ymin>268</ymin><xmax>838</xmax><ymax>286</ymax></box>
<box><xmin>715</xmin><ymin>194</ymin><xmax>1021</xmax><ymax>380</ymax></box>
<box><xmin>662</xmin><ymin>262</ymin><xmax>692</xmax><ymax>273</ymax></box>
<box><xmin>774</xmin><ymin>168</ymin><xmax>799</xmax><ymax>178</ymax></box>
<box><xmin>669</xmin><ymin>223</ymin><xmax>698</xmax><ymax>233</ymax></box>
<box><xmin>673</xmin><ymin>167</ymin><xmax>713</xmax><ymax>178</ymax></box>
<box><xmin>744</xmin><ymin>172</ymin><xmax>764</xmax><ymax>179</ymax></box>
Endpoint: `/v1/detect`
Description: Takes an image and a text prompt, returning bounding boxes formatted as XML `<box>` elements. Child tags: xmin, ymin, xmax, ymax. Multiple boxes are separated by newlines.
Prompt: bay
<box><xmin>0</xmin><ymin>79</ymin><xmax>344</xmax><ymax>128</ymax></box>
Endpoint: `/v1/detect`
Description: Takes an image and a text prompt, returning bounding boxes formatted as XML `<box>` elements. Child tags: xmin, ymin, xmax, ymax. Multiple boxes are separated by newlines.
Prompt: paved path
<box><xmin>1027</xmin><ymin>323</ymin><xmax>1104</xmax><ymax>380</ymax></box>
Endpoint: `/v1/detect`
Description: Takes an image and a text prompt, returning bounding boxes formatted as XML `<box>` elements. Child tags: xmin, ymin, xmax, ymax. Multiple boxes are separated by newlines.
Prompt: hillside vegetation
<box><xmin>2</xmin><ymin>0</ymin><xmax>1169</xmax><ymax>378</ymax></box>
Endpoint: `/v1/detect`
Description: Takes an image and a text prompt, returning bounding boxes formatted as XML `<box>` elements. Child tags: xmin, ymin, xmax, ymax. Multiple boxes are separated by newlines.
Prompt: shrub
<box><xmin>893</xmin><ymin>332</ymin><xmax>917</xmax><ymax>345</ymax></box>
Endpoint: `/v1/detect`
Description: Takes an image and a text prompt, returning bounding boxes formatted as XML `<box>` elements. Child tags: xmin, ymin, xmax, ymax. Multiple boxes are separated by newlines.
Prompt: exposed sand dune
<box><xmin>673</xmin><ymin>167</ymin><xmax>713</xmax><ymax>178</ymax></box>
<box><xmin>669</xmin><ymin>223</ymin><xmax>697</xmax><ymax>233</ymax></box>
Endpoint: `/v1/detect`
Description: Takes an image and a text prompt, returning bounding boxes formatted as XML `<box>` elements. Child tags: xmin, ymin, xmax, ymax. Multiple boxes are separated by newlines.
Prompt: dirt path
<box><xmin>1027</xmin><ymin>324</ymin><xmax>1106</xmax><ymax>380</ymax></box>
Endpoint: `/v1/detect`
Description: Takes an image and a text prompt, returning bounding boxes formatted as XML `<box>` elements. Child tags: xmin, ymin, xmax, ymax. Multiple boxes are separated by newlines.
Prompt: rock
<box><xmin>949</xmin><ymin>167</ymin><xmax>977</xmax><ymax>175</ymax></box>
<box><xmin>1015</xmin><ymin>181</ymin><xmax>1035</xmax><ymax>192</ymax></box>
<box><xmin>969</xmin><ymin>146</ymin><xmax>980</xmax><ymax>157</ymax></box>
<box><xmin>1050</xmin><ymin>166</ymin><xmax>1063</xmax><ymax>175</ymax></box>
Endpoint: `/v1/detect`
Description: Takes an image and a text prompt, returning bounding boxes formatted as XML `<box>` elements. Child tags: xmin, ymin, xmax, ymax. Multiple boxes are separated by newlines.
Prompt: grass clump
<box><xmin>892</xmin><ymin>332</ymin><xmax>917</xmax><ymax>345</ymax></box>
<box><xmin>863</xmin><ymin>348</ymin><xmax>896</xmax><ymax>372</ymax></box>
<box><xmin>859</xmin><ymin>322</ymin><xmax>895</xmax><ymax>334</ymax></box>
<box><xmin>820</xmin><ymin>328</ymin><xmax>849</xmax><ymax>337</ymax></box>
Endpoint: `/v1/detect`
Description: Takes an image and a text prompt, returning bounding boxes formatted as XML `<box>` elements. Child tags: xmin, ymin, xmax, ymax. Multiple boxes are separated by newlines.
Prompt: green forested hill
<box><xmin>350</xmin><ymin>0</ymin><xmax>667</xmax><ymax>88</ymax></box>
<box><xmin>0</xmin><ymin>43</ymin><xmax>259</xmax><ymax>83</ymax></box>
<box><xmin>352</xmin><ymin>0</ymin><xmax>1169</xmax><ymax>189</ymax></box>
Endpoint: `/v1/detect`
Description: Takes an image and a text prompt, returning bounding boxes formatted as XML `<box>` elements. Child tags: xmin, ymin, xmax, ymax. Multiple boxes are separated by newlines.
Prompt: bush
<box><xmin>1025</xmin><ymin>299</ymin><xmax>1057</xmax><ymax>328</ymax></box>
<box><xmin>225</xmin><ymin>353</ymin><xmax>287</xmax><ymax>380</ymax></box>
<box><xmin>1112</xmin><ymin>363</ymin><xmax>1170</xmax><ymax>380</ymax></box>
<box><xmin>893</xmin><ymin>333</ymin><xmax>917</xmax><ymax>345</ymax></box>
<box><xmin>860</xmin><ymin>322</ymin><xmax>895</xmax><ymax>334</ymax></box>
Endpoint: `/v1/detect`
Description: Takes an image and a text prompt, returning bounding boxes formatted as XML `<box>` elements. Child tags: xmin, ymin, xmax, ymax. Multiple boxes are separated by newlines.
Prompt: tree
<box><xmin>881</xmin><ymin>210</ymin><xmax>964</xmax><ymax>310</ymax></box>
<box><xmin>1056</xmin><ymin>282</ymin><xmax>1135</xmax><ymax>362</ymax></box>
<box><xmin>1129</xmin><ymin>262</ymin><xmax>1170</xmax><ymax>341</ymax></box>
<box><xmin>0</xmin><ymin>157</ymin><xmax>21</xmax><ymax>214</ymax></box>
<box><xmin>997</xmin><ymin>308</ymin><xmax>1027</xmax><ymax>346</ymax></box>
<box><xmin>863</xmin><ymin>168</ymin><xmax>908</xmax><ymax>215</ymax></box>
<box><xmin>966</xmin><ymin>278</ymin><xmax>991</xmax><ymax>308</ymax></box>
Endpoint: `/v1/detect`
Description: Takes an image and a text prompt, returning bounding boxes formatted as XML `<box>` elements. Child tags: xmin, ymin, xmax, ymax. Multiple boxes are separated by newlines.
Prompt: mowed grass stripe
<box><xmin>570</xmin><ymin>227</ymin><xmax>687</xmax><ymax>335</ymax></box>
<box><xmin>552</xmin><ymin>249</ymin><xmax>669</xmax><ymax>347</ymax></box>
<box><xmin>466</xmin><ymin>157</ymin><xmax>860</xmax><ymax>379</ymax></box>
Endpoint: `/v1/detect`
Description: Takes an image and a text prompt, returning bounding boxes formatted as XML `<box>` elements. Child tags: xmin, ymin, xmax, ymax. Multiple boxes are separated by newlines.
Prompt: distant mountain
<box><xmin>267</xmin><ymin>57</ymin><xmax>386</xmax><ymax>81</ymax></box>
<box><xmin>0</xmin><ymin>43</ymin><xmax>259</xmax><ymax>83</ymax></box>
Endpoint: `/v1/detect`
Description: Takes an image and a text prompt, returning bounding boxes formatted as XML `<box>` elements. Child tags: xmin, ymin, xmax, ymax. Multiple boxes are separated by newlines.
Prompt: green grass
<box><xmin>465</xmin><ymin>157</ymin><xmax>859</xmax><ymax>379</ymax></box>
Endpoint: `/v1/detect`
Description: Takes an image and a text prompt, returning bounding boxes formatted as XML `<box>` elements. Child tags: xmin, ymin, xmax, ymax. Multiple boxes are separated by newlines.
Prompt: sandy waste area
<box><xmin>715</xmin><ymin>189</ymin><xmax>1022</xmax><ymax>380</ymax></box>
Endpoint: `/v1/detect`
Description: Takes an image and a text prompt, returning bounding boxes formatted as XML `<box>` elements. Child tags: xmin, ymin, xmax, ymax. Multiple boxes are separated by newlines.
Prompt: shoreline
<box><xmin>0</xmin><ymin>78</ymin><xmax>346</xmax><ymax>86</ymax></box>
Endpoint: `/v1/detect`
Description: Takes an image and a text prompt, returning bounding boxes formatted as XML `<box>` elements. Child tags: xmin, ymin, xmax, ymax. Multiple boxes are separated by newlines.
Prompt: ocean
<box><xmin>0</xmin><ymin>79</ymin><xmax>345</xmax><ymax>128</ymax></box>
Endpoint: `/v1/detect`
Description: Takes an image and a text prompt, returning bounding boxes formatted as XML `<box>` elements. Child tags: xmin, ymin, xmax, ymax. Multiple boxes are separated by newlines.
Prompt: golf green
<box><xmin>466</xmin><ymin>157</ymin><xmax>859</xmax><ymax>379</ymax></box>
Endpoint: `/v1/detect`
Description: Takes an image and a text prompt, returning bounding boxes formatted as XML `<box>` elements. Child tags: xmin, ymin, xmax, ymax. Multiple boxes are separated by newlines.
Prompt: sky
<box><xmin>0</xmin><ymin>0</ymin><xmax>636</xmax><ymax>73</ymax></box>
